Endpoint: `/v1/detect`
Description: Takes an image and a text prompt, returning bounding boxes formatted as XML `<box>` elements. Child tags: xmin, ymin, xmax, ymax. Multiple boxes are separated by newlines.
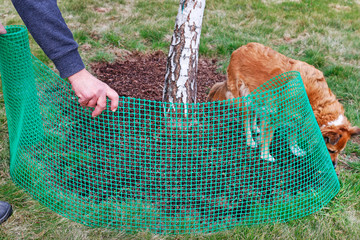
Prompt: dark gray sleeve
<box><xmin>12</xmin><ymin>0</ymin><xmax>85</xmax><ymax>78</ymax></box>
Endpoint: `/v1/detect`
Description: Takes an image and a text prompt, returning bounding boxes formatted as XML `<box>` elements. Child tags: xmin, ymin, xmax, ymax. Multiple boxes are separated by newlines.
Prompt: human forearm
<box><xmin>11</xmin><ymin>0</ymin><xmax>85</xmax><ymax>78</ymax></box>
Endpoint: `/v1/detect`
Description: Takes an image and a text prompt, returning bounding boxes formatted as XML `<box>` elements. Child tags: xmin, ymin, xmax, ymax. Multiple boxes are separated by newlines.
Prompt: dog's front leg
<box><xmin>245</xmin><ymin>115</ymin><xmax>257</xmax><ymax>148</ymax></box>
<box><xmin>287</xmin><ymin>123</ymin><xmax>306</xmax><ymax>157</ymax></box>
<box><xmin>258</xmin><ymin>106</ymin><xmax>275</xmax><ymax>162</ymax></box>
<box><xmin>244</xmin><ymin>99</ymin><xmax>257</xmax><ymax>148</ymax></box>
<box><xmin>251</xmin><ymin>113</ymin><xmax>261</xmax><ymax>134</ymax></box>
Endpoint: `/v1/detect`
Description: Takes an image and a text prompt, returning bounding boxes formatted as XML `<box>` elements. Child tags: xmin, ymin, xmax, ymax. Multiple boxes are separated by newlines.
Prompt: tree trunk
<box><xmin>162</xmin><ymin>0</ymin><xmax>206</xmax><ymax>121</ymax></box>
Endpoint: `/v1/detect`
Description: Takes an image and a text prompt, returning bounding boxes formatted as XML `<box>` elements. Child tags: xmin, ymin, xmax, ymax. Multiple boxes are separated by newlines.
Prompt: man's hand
<box><xmin>68</xmin><ymin>69</ymin><xmax>119</xmax><ymax>117</ymax></box>
<box><xmin>0</xmin><ymin>21</ymin><xmax>7</xmax><ymax>34</ymax></box>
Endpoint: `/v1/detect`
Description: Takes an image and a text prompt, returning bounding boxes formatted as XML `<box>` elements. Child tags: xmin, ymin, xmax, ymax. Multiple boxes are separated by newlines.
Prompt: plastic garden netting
<box><xmin>0</xmin><ymin>25</ymin><xmax>339</xmax><ymax>234</ymax></box>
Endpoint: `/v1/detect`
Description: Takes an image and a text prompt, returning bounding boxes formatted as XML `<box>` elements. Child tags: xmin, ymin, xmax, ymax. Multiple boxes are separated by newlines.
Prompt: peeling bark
<box><xmin>163</xmin><ymin>0</ymin><xmax>206</xmax><ymax>119</ymax></box>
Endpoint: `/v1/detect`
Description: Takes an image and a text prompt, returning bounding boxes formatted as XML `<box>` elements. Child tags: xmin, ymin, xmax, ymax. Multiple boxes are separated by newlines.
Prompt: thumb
<box><xmin>0</xmin><ymin>22</ymin><xmax>7</xmax><ymax>35</ymax></box>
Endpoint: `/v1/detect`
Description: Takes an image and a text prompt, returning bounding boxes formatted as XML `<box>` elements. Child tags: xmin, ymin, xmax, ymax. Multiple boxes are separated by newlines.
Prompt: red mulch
<box><xmin>91</xmin><ymin>51</ymin><xmax>226</xmax><ymax>103</ymax></box>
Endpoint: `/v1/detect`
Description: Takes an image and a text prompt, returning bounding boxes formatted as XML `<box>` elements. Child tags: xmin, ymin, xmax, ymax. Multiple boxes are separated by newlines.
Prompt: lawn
<box><xmin>1</xmin><ymin>0</ymin><xmax>360</xmax><ymax>239</ymax></box>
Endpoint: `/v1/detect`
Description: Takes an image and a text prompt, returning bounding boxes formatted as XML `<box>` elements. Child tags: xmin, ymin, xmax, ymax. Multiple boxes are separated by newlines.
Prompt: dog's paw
<box><xmin>253</xmin><ymin>131</ymin><xmax>261</xmax><ymax>144</ymax></box>
<box><xmin>260</xmin><ymin>152</ymin><xmax>276</xmax><ymax>162</ymax></box>
<box><xmin>252</xmin><ymin>126</ymin><xmax>261</xmax><ymax>134</ymax></box>
<box><xmin>290</xmin><ymin>144</ymin><xmax>306</xmax><ymax>157</ymax></box>
<box><xmin>246</xmin><ymin>137</ymin><xmax>257</xmax><ymax>148</ymax></box>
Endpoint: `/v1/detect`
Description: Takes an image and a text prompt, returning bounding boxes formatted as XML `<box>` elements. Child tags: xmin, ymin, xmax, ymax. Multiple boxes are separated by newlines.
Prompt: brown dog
<box><xmin>208</xmin><ymin>42</ymin><xmax>360</xmax><ymax>167</ymax></box>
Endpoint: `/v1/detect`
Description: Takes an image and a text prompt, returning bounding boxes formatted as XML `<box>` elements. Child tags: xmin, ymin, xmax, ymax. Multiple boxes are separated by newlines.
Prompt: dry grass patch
<box><xmin>329</xmin><ymin>4</ymin><xmax>352</xmax><ymax>12</ymax></box>
<box><xmin>262</xmin><ymin>0</ymin><xmax>301</xmax><ymax>4</ymax></box>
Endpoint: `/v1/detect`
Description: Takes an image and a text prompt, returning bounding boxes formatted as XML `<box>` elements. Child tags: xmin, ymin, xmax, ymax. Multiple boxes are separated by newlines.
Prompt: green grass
<box><xmin>1</xmin><ymin>0</ymin><xmax>360</xmax><ymax>239</ymax></box>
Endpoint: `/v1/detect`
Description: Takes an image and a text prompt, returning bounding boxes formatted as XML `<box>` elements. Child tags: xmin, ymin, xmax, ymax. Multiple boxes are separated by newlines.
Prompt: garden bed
<box><xmin>40</xmin><ymin>52</ymin><xmax>323</xmax><ymax>230</ymax></box>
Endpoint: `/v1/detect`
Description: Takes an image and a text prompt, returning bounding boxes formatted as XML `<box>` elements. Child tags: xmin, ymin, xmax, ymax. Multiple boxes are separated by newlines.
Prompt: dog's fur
<box><xmin>208</xmin><ymin>42</ymin><xmax>360</xmax><ymax>167</ymax></box>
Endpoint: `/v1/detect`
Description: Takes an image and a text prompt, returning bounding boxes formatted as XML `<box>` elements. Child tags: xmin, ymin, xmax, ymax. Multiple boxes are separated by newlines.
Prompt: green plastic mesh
<box><xmin>0</xmin><ymin>25</ymin><xmax>340</xmax><ymax>234</ymax></box>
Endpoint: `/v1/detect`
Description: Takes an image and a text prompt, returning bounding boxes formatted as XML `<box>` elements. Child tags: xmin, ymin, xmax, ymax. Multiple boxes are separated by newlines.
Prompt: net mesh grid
<box><xmin>0</xmin><ymin>25</ymin><xmax>339</xmax><ymax>234</ymax></box>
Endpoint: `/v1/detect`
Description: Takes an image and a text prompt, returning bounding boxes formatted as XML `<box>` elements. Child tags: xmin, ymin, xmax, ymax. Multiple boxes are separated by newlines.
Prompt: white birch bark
<box><xmin>162</xmin><ymin>0</ymin><xmax>206</xmax><ymax>119</ymax></box>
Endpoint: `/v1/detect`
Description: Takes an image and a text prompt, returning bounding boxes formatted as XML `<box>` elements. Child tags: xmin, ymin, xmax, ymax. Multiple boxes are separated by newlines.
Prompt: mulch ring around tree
<box><xmin>44</xmin><ymin>51</ymin><xmax>318</xmax><ymax>230</ymax></box>
<box><xmin>91</xmin><ymin>51</ymin><xmax>225</xmax><ymax>103</ymax></box>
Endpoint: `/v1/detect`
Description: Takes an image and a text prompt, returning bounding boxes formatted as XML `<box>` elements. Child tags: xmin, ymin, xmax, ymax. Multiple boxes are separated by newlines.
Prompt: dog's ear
<box><xmin>349</xmin><ymin>126</ymin><xmax>360</xmax><ymax>137</ymax></box>
<box><xmin>323</xmin><ymin>131</ymin><xmax>341</xmax><ymax>145</ymax></box>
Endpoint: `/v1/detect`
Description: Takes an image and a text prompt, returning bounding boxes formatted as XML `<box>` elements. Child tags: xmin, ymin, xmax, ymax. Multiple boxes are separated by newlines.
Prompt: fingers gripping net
<box><xmin>0</xmin><ymin>26</ymin><xmax>339</xmax><ymax>234</ymax></box>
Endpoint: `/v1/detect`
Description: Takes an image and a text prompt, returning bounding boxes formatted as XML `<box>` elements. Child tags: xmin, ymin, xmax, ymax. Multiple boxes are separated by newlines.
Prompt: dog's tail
<box><xmin>207</xmin><ymin>81</ymin><xmax>229</xmax><ymax>102</ymax></box>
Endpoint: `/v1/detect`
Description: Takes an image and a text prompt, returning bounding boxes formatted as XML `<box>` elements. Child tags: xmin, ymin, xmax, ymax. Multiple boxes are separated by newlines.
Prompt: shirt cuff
<box><xmin>52</xmin><ymin>49</ymin><xmax>85</xmax><ymax>79</ymax></box>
